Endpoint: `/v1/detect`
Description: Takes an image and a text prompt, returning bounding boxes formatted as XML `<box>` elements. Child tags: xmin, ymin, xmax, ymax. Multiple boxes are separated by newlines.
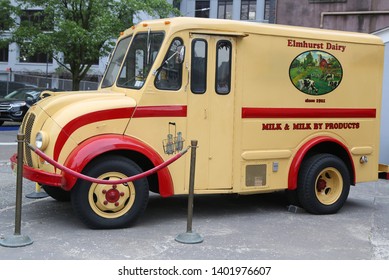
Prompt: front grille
<box><xmin>21</xmin><ymin>113</ymin><xmax>36</xmax><ymax>167</ymax></box>
<box><xmin>0</xmin><ymin>103</ymin><xmax>11</xmax><ymax>111</ymax></box>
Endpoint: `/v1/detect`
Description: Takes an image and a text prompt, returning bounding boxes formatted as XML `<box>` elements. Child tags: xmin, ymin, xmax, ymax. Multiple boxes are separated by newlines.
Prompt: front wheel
<box><xmin>71</xmin><ymin>156</ymin><xmax>149</xmax><ymax>229</ymax></box>
<box><xmin>42</xmin><ymin>185</ymin><xmax>71</xmax><ymax>202</ymax></box>
<box><xmin>297</xmin><ymin>153</ymin><xmax>350</xmax><ymax>214</ymax></box>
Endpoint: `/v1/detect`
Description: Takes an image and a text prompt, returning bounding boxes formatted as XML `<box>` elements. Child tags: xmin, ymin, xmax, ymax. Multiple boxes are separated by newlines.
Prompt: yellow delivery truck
<box><xmin>12</xmin><ymin>17</ymin><xmax>384</xmax><ymax>229</ymax></box>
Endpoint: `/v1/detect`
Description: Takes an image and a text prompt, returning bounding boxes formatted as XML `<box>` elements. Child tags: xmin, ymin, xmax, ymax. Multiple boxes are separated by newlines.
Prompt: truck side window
<box><xmin>101</xmin><ymin>36</ymin><xmax>133</xmax><ymax>88</ymax></box>
<box><xmin>155</xmin><ymin>38</ymin><xmax>183</xmax><ymax>91</ymax></box>
<box><xmin>191</xmin><ymin>39</ymin><xmax>207</xmax><ymax>94</ymax></box>
<box><xmin>216</xmin><ymin>40</ymin><xmax>232</xmax><ymax>95</ymax></box>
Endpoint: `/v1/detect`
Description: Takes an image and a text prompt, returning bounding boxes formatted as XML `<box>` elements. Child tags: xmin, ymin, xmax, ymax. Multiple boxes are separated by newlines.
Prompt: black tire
<box><xmin>285</xmin><ymin>189</ymin><xmax>301</xmax><ymax>207</ymax></box>
<box><xmin>0</xmin><ymin>121</ymin><xmax>4</xmax><ymax>126</ymax></box>
<box><xmin>71</xmin><ymin>156</ymin><xmax>149</xmax><ymax>229</ymax></box>
<box><xmin>297</xmin><ymin>153</ymin><xmax>350</xmax><ymax>214</ymax></box>
<box><xmin>42</xmin><ymin>185</ymin><xmax>71</xmax><ymax>202</ymax></box>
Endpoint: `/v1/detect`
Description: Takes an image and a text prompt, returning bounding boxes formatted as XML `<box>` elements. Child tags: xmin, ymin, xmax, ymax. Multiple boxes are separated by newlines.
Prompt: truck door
<box><xmin>187</xmin><ymin>34</ymin><xmax>235</xmax><ymax>190</ymax></box>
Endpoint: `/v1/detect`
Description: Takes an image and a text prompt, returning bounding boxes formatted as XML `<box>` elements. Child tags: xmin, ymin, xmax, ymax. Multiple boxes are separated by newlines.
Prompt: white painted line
<box><xmin>0</xmin><ymin>198</ymin><xmax>50</xmax><ymax>213</ymax></box>
<box><xmin>0</xmin><ymin>143</ymin><xmax>17</xmax><ymax>146</ymax></box>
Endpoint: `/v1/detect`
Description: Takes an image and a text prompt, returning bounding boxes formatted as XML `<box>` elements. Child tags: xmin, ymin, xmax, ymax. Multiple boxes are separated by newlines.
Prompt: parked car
<box><xmin>0</xmin><ymin>81</ymin><xmax>37</xmax><ymax>97</ymax></box>
<box><xmin>0</xmin><ymin>87</ymin><xmax>52</xmax><ymax>126</ymax></box>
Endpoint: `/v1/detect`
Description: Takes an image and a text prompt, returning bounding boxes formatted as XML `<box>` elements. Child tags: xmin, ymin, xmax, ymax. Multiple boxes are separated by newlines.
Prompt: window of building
<box><xmin>19</xmin><ymin>52</ymin><xmax>52</xmax><ymax>63</ymax></box>
<box><xmin>195</xmin><ymin>1</ymin><xmax>210</xmax><ymax>18</ymax></box>
<box><xmin>0</xmin><ymin>46</ymin><xmax>8</xmax><ymax>62</ymax></box>
<box><xmin>191</xmin><ymin>39</ymin><xmax>207</xmax><ymax>94</ymax></box>
<box><xmin>173</xmin><ymin>0</ymin><xmax>181</xmax><ymax>10</ymax></box>
<box><xmin>218</xmin><ymin>0</ymin><xmax>233</xmax><ymax>19</ymax></box>
<box><xmin>0</xmin><ymin>11</ymin><xmax>12</xmax><ymax>30</ymax></box>
<box><xmin>241</xmin><ymin>0</ymin><xmax>257</xmax><ymax>21</ymax></box>
<box><xmin>215</xmin><ymin>40</ymin><xmax>231</xmax><ymax>95</ymax></box>
<box><xmin>20</xmin><ymin>9</ymin><xmax>53</xmax><ymax>31</ymax></box>
<box><xmin>264</xmin><ymin>0</ymin><xmax>270</xmax><ymax>21</ymax></box>
<box><xmin>309</xmin><ymin>0</ymin><xmax>347</xmax><ymax>2</ymax></box>
<box><xmin>19</xmin><ymin>44</ymin><xmax>53</xmax><ymax>64</ymax></box>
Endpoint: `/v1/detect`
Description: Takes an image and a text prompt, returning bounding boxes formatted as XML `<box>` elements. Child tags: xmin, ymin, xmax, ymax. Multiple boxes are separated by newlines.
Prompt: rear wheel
<box><xmin>71</xmin><ymin>156</ymin><xmax>149</xmax><ymax>229</ymax></box>
<box><xmin>285</xmin><ymin>189</ymin><xmax>301</xmax><ymax>207</ymax></box>
<box><xmin>297</xmin><ymin>153</ymin><xmax>350</xmax><ymax>214</ymax></box>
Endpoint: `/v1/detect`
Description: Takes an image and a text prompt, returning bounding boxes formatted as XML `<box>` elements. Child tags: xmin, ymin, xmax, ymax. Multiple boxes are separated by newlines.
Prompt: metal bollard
<box><xmin>175</xmin><ymin>140</ymin><xmax>203</xmax><ymax>244</ymax></box>
<box><xmin>0</xmin><ymin>133</ymin><xmax>33</xmax><ymax>247</ymax></box>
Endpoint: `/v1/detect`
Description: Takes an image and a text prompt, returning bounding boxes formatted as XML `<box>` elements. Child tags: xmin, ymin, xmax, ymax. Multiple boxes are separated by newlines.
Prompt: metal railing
<box><xmin>12</xmin><ymin>73</ymin><xmax>99</xmax><ymax>91</ymax></box>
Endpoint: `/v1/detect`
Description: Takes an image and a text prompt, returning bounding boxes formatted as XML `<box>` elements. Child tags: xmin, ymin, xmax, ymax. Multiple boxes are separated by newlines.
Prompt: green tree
<box><xmin>305</xmin><ymin>51</ymin><xmax>313</xmax><ymax>66</ymax></box>
<box><xmin>11</xmin><ymin>0</ymin><xmax>180</xmax><ymax>90</ymax></box>
<box><xmin>0</xmin><ymin>0</ymin><xmax>15</xmax><ymax>48</ymax></box>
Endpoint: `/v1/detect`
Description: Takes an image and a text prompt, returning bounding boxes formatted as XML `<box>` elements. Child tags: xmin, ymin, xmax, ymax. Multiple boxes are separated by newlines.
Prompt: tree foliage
<box><xmin>10</xmin><ymin>0</ymin><xmax>180</xmax><ymax>90</ymax></box>
<box><xmin>0</xmin><ymin>0</ymin><xmax>15</xmax><ymax>48</ymax></box>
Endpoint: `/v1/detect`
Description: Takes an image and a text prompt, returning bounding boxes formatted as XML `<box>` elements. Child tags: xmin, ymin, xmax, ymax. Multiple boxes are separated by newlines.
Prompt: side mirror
<box><xmin>176</xmin><ymin>46</ymin><xmax>185</xmax><ymax>64</ymax></box>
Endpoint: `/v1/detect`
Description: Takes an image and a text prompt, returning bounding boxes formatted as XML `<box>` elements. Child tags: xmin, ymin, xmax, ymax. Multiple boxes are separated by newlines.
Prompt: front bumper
<box><xmin>0</xmin><ymin>113</ymin><xmax>24</xmax><ymax>123</ymax></box>
<box><xmin>10</xmin><ymin>153</ymin><xmax>62</xmax><ymax>187</ymax></box>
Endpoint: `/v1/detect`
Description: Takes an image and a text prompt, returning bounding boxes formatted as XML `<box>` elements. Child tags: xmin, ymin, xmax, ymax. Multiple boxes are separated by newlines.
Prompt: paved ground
<box><xmin>0</xmin><ymin>125</ymin><xmax>18</xmax><ymax>163</ymax></box>
<box><xmin>0</xmin><ymin>163</ymin><xmax>388</xmax><ymax>260</ymax></box>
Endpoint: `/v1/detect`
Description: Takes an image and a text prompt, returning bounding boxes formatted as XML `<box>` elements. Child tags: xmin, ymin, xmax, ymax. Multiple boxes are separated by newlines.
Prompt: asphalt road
<box><xmin>1</xmin><ymin>124</ymin><xmax>389</xmax><ymax>260</ymax></box>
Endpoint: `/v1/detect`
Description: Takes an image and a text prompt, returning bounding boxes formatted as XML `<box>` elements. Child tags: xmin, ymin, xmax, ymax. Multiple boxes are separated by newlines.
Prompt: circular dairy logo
<box><xmin>289</xmin><ymin>50</ymin><xmax>343</xmax><ymax>95</ymax></box>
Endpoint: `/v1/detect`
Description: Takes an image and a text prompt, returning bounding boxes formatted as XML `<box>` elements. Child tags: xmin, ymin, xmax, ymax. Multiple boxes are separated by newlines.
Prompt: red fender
<box><xmin>288</xmin><ymin>136</ymin><xmax>355</xmax><ymax>190</ymax></box>
<box><xmin>61</xmin><ymin>134</ymin><xmax>174</xmax><ymax>196</ymax></box>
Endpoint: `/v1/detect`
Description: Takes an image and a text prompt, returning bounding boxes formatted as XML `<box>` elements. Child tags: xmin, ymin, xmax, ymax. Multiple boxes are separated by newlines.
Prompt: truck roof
<box><xmin>124</xmin><ymin>17</ymin><xmax>383</xmax><ymax>46</ymax></box>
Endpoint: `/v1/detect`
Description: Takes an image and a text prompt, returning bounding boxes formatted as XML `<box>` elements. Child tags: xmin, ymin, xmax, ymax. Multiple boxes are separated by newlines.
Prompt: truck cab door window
<box><xmin>155</xmin><ymin>38</ymin><xmax>183</xmax><ymax>91</ymax></box>
<box><xmin>191</xmin><ymin>39</ymin><xmax>207</xmax><ymax>94</ymax></box>
<box><xmin>117</xmin><ymin>32</ymin><xmax>164</xmax><ymax>89</ymax></box>
<box><xmin>216</xmin><ymin>40</ymin><xmax>232</xmax><ymax>95</ymax></box>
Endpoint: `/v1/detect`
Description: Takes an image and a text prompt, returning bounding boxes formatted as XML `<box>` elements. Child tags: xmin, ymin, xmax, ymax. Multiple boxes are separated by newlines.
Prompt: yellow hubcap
<box><xmin>315</xmin><ymin>167</ymin><xmax>343</xmax><ymax>205</ymax></box>
<box><xmin>88</xmin><ymin>172</ymin><xmax>135</xmax><ymax>219</ymax></box>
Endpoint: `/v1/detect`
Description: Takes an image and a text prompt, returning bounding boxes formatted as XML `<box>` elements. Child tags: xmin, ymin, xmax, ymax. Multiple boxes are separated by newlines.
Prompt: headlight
<box><xmin>11</xmin><ymin>102</ymin><xmax>26</xmax><ymax>108</ymax></box>
<box><xmin>35</xmin><ymin>131</ymin><xmax>49</xmax><ymax>150</ymax></box>
<box><xmin>10</xmin><ymin>104</ymin><xmax>24</xmax><ymax>112</ymax></box>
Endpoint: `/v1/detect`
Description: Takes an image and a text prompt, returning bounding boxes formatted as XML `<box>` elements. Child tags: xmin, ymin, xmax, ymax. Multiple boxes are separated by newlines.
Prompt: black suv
<box><xmin>0</xmin><ymin>81</ymin><xmax>36</xmax><ymax>97</ymax></box>
<box><xmin>0</xmin><ymin>88</ymin><xmax>50</xmax><ymax>126</ymax></box>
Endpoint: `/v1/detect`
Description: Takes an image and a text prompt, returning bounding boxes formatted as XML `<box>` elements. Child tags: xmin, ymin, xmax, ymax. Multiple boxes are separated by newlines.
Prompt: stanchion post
<box><xmin>0</xmin><ymin>133</ymin><xmax>33</xmax><ymax>248</ymax></box>
<box><xmin>175</xmin><ymin>140</ymin><xmax>203</xmax><ymax>244</ymax></box>
<box><xmin>25</xmin><ymin>183</ymin><xmax>49</xmax><ymax>199</ymax></box>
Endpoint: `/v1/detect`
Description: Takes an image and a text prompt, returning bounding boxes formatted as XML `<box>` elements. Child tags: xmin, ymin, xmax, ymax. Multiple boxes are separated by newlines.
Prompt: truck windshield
<box><xmin>116</xmin><ymin>31</ymin><xmax>165</xmax><ymax>89</ymax></box>
<box><xmin>101</xmin><ymin>36</ymin><xmax>133</xmax><ymax>88</ymax></box>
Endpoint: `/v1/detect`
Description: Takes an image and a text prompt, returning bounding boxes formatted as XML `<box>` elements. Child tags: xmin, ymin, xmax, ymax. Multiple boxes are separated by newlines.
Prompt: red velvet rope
<box><xmin>27</xmin><ymin>143</ymin><xmax>189</xmax><ymax>185</ymax></box>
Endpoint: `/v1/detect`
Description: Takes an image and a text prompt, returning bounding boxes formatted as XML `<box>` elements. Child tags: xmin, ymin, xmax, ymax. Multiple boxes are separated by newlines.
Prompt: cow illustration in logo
<box><xmin>289</xmin><ymin>50</ymin><xmax>343</xmax><ymax>96</ymax></box>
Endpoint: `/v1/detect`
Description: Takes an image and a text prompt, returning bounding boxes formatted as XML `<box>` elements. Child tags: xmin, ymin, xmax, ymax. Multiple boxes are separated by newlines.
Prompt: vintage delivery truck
<box><xmin>11</xmin><ymin>17</ymin><xmax>384</xmax><ymax>229</ymax></box>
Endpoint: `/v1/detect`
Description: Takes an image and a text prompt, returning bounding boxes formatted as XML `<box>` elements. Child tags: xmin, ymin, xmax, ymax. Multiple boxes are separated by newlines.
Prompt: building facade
<box><xmin>0</xmin><ymin>0</ymin><xmax>109</xmax><ymax>89</ymax></box>
<box><xmin>275</xmin><ymin>0</ymin><xmax>389</xmax><ymax>33</ymax></box>
<box><xmin>0</xmin><ymin>0</ymin><xmax>276</xmax><ymax>89</ymax></box>
<box><xmin>2</xmin><ymin>0</ymin><xmax>388</xmax><ymax>89</ymax></box>
<box><xmin>180</xmin><ymin>0</ymin><xmax>275</xmax><ymax>22</ymax></box>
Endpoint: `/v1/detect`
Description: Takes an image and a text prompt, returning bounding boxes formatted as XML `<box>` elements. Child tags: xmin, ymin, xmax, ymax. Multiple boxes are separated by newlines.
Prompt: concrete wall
<box><xmin>276</xmin><ymin>0</ymin><xmax>389</xmax><ymax>33</ymax></box>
